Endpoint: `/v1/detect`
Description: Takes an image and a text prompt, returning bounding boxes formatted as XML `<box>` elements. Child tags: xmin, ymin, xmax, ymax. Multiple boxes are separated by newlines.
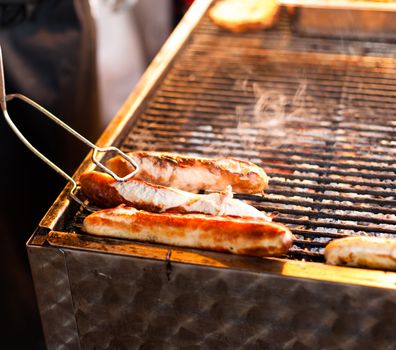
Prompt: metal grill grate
<box><xmin>79</xmin><ymin>13</ymin><xmax>396</xmax><ymax>262</ymax></box>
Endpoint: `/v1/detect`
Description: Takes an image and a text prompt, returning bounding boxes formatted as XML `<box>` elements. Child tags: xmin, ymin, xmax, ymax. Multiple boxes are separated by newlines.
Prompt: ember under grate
<box><xmin>76</xmin><ymin>13</ymin><xmax>396</xmax><ymax>262</ymax></box>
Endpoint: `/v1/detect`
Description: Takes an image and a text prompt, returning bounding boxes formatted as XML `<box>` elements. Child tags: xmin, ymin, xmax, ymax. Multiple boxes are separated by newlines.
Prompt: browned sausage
<box><xmin>105</xmin><ymin>151</ymin><xmax>269</xmax><ymax>194</ymax></box>
<box><xmin>82</xmin><ymin>205</ymin><xmax>293</xmax><ymax>257</ymax></box>
<box><xmin>208</xmin><ymin>0</ymin><xmax>280</xmax><ymax>33</ymax></box>
<box><xmin>325</xmin><ymin>236</ymin><xmax>396</xmax><ymax>271</ymax></box>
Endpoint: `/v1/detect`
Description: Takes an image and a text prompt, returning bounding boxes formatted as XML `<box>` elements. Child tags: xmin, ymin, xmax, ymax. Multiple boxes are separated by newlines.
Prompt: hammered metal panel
<box><xmin>27</xmin><ymin>246</ymin><xmax>80</xmax><ymax>350</ymax></box>
<box><xmin>64</xmin><ymin>249</ymin><xmax>396</xmax><ymax>350</ymax></box>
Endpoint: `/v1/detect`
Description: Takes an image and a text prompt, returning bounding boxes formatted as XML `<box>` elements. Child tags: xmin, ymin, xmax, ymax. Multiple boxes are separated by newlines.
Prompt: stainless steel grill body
<box><xmin>27</xmin><ymin>1</ymin><xmax>396</xmax><ymax>349</ymax></box>
<box><xmin>28</xmin><ymin>238</ymin><xmax>396</xmax><ymax>350</ymax></box>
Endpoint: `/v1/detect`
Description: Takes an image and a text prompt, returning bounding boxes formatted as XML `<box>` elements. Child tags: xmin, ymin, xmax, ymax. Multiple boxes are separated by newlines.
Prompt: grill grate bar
<box><xmin>168</xmin><ymin>67</ymin><xmax>396</xmax><ymax>94</ymax></box>
<box><xmin>238</xmin><ymin>195</ymin><xmax>396</xmax><ymax>215</ymax></box>
<box><xmin>275</xmin><ymin>217</ymin><xmax>396</xmax><ymax>235</ymax></box>
<box><xmin>293</xmin><ymin>239</ymin><xmax>327</xmax><ymax>249</ymax></box>
<box><xmin>146</xmin><ymin>108</ymin><xmax>396</xmax><ymax>139</ymax></box>
<box><xmin>269</xmin><ymin>172</ymin><xmax>396</xmax><ymax>188</ymax></box>
<box><xmin>156</xmin><ymin>86</ymin><xmax>396</xmax><ymax>123</ymax></box>
<box><xmin>290</xmin><ymin>229</ymin><xmax>346</xmax><ymax>239</ymax></box>
<box><xmin>149</xmin><ymin>96</ymin><xmax>396</xmax><ymax>124</ymax></box>
<box><xmin>134</xmin><ymin>117</ymin><xmax>396</xmax><ymax>150</ymax></box>
<box><xmin>171</xmin><ymin>61</ymin><xmax>396</xmax><ymax>85</ymax></box>
<box><xmin>183</xmin><ymin>43</ymin><xmax>396</xmax><ymax>73</ymax></box>
<box><xmin>131</xmin><ymin>126</ymin><xmax>396</xmax><ymax>170</ymax></box>
<box><xmin>133</xmin><ymin>131</ymin><xmax>396</xmax><ymax>165</ymax></box>
<box><xmin>264</xmin><ymin>189</ymin><xmax>396</xmax><ymax>207</ymax></box>
<box><xmin>157</xmin><ymin>79</ymin><xmax>396</xmax><ymax>108</ymax></box>
<box><xmin>149</xmin><ymin>101</ymin><xmax>394</xmax><ymax>122</ymax></box>
<box><xmin>255</xmin><ymin>205</ymin><xmax>396</xmax><ymax>227</ymax></box>
<box><xmin>286</xmin><ymin>249</ymin><xmax>324</xmax><ymax>261</ymax></box>
<box><xmin>157</xmin><ymin>89</ymin><xmax>396</xmax><ymax>120</ymax></box>
<box><xmin>178</xmin><ymin>59</ymin><xmax>396</xmax><ymax>86</ymax></box>
<box><xmin>140</xmin><ymin>113</ymin><xmax>396</xmax><ymax>153</ymax></box>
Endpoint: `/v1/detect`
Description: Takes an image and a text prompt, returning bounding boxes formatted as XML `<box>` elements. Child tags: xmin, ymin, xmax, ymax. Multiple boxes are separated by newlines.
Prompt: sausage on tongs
<box><xmin>105</xmin><ymin>151</ymin><xmax>269</xmax><ymax>194</ymax></box>
<box><xmin>79</xmin><ymin>171</ymin><xmax>271</xmax><ymax>220</ymax></box>
<box><xmin>82</xmin><ymin>205</ymin><xmax>293</xmax><ymax>257</ymax></box>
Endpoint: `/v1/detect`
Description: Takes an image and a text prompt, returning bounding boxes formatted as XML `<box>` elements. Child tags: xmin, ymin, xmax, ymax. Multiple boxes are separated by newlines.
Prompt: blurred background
<box><xmin>0</xmin><ymin>0</ymin><xmax>193</xmax><ymax>348</ymax></box>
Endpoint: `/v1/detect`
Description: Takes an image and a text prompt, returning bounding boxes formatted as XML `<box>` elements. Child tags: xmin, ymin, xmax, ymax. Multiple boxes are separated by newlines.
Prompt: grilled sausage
<box><xmin>82</xmin><ymin>205</ymin><xmax>293</xmax><ymax>257</ymax></box>
<box><xmin>79</xmin><ymin>171</ymin><xmax>271</xmax><ymax>220</ymax></box>
<box><xmin>105</xmin><ymin>151</ymin><xmax>269</xmax><ymax>194</ymax></box>
<box><xmin>208</xmin><ymin>0</ymin><xmax>279</xmax><ymax>33</ymax></box>
<box><xmin>325</xmin><ymin>236</ymin><xmax>396</xmax><ymax>271</ymax></box>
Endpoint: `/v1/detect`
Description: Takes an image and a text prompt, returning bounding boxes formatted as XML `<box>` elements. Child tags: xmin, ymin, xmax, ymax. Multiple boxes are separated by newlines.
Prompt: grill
<box><xmin>74</xmin><ymin>10</ymin><xmax>396</xmax><ymax>262</ymax></box>
<box><xmin>27</xmin><ymin>2</ymin><xmax>396</xmax><ymax>349</ymax></box>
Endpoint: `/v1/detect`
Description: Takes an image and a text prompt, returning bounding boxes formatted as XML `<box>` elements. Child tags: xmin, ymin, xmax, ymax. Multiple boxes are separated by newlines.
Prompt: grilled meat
<box><xmin>325</xmin><ymin>236</ymin><xmax>396</xmax><ymax>271</ymax></box>
<box><xmin>83</xmin><ymin>205</ymin><xmax>293</xmax><ymax>257</ymax></box>
<box><xmin>208</xmin><ymin>0</ymin><xmax>279</xmax><ymax>33</ymax></box>
<box><xmin>79</xmin><ymin>171</ymin><xmax>271</xmax><ymax>220</ymax></box>
<box><xmin>105</xmin><ymin>151</ymin><xmax>269</xmax><ymax>194</ymax></box>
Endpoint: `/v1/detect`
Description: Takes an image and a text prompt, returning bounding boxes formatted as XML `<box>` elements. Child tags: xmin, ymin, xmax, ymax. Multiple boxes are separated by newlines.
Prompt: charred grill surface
<box><xmin>70</xmin><ymin>13</ymin><xmax>396</xmax><ymax>263</ymax></box>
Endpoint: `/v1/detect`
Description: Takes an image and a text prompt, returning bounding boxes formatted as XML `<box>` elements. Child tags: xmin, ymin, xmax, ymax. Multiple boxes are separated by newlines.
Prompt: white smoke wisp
<box><xmin>236</xmin><ymin>81</ymin><xmax>308</xmax><ymax>154</ymax></box>
<box><xmin>290</xmin><ymin>81</ymin><xmax>308</xmax><ymax>118</ymax></box>
<box><xmin>166</xmin><ymin>80</ymin><xmax>310</xmax><ymax>159</ymax></box>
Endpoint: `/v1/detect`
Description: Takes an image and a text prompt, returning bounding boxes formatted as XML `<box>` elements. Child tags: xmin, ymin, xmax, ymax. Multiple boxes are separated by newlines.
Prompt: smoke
<box><xmin>235</xmin><ymin>81</ymin><xmax>308</xmax><ymax>153</ymax></box>
<box><xmin>130</xmin><ymin>79</ymin><xmax>310</xmax><ymax>158</ymax></box>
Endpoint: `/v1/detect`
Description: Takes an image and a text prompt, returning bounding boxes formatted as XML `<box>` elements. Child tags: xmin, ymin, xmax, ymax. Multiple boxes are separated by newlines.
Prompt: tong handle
<box><xmin>0</xmin><ymin>47</ymin><xmax>139</xmax><ymax>211</ymax></box>
<box><xmin>2</xmin><ymin>94</ymin><xmax>139</xmax><ymax>209</ymax></box>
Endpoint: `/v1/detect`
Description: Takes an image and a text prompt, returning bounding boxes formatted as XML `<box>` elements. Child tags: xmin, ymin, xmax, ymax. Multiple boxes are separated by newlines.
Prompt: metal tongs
<box><xmin>0</xmin><ymin>47</ymin><xmax>140</xmax><ymax>211</ymax></box>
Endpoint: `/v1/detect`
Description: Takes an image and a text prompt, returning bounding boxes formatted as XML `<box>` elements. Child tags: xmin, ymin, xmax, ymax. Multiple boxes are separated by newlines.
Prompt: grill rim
<box><xmin>43</xmin><ymin>230</ymin><xmax>396</xmax><ymax>291</ymax></box>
